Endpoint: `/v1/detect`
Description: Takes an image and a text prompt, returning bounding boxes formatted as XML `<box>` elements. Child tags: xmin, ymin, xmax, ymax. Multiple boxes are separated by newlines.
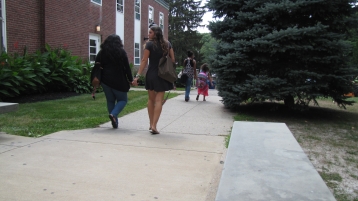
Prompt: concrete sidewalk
<box><xmin>0</xmin><ymin>89</ymin><xmax>235</xmax><ymax>201</ymax></box>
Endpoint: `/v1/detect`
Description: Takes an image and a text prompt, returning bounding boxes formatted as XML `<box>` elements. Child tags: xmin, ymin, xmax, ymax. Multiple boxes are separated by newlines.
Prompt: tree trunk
<box><xmin>284</xmin><ymin>95</ymin><xmax>294</xmax><ymax>107</ymax></box>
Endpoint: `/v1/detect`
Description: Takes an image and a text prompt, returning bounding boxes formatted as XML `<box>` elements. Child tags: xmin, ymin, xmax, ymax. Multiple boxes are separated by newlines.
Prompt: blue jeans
<box><xmin>185</xmin><ymin>77</ymin><xmax>193</xmax><ymax>100</ymax></box>
<box><xmin>101</xmin><ymin>83</ymin><xmax>128</xmax><ymax>117</ymax></box>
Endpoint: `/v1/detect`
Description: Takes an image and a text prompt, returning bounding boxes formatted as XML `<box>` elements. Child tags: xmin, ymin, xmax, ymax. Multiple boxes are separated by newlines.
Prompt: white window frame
<box><xmin>135</xmin><ymin>0</ymin><xmax>140</xmax><ymax>20</ymax></box>
<box><xmin>148</xmin><ymin>6</ymin><xmax>154</xmax><ymax>25</ymax></box>
<box><xmin>159</xmin><ymin>12</ymin><xmax>164</xmax><ymax>32</ymax></box>
<box><xmin>91</xmin><ymin>0</ymin><xmax>102</xmax><ymax>6</ymax></box>
<box><xmin>117</xmin><ymin>0</ymin><xmax>123</xmax><ymax>13</ymax></box>
<box><xmin>89</xmin><ymin>34</ymin><xmax>101</xmax><ymax>63</ymax></box>
<box><xmin>134</xmin><ymin>43</ymin><xmax>140</xmax><ymax>65</ymax></box>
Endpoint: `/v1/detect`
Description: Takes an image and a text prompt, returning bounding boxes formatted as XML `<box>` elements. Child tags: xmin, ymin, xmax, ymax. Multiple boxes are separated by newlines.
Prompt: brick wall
<box><xmin>44</xmin><ymin>0</ymin><xmax>115</xmax><ymax>60</ymax></box>
<box><xmin>141</xmin><ymin>0</ymin><xmax>169</xmax><ymax>43</ymax></box>
<box><xmin>6</xmin><ymin>0</ymin><xmax>43</xmax><ymax>54</ymax></box>
<box><xmin>5</xmin><ymin>0</ymin><xmax>168</xmax><ymax>61</ymax></box>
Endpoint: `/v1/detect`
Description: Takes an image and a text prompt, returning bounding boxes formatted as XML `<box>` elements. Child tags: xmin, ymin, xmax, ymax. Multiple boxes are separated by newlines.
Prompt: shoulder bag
<box><xmin>158</xmin><ymin>46</ymin><xmax>177</xmax><ymax>83</ymax></box>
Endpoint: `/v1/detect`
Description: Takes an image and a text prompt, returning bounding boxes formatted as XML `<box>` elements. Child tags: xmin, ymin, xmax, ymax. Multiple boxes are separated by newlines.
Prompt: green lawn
<box><xmin>0</xmin><ymin>91</ymin><xmax>177</xmax><ymax>137</ymax></box>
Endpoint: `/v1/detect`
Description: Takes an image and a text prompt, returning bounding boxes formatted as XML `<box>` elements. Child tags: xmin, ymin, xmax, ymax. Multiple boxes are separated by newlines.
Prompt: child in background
<box><xmin>196</xmin><ymin>63</ymin><xmax>213</xmax><ymax>101</ymax></box>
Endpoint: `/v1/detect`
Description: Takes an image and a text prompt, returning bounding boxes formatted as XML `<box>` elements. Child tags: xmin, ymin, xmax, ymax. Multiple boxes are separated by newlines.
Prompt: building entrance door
<box><xmin>89</xmin><ymin>34</ymin><xmax>101</xmax><ymax>62</ymax></box>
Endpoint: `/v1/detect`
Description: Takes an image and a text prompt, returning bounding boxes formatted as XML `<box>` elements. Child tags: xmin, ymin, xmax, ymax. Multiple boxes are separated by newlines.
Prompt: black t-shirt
<box><xmin>95</xmin><ymin>49</ymin><xmax>133</xmax><ymax>92</ymax></box>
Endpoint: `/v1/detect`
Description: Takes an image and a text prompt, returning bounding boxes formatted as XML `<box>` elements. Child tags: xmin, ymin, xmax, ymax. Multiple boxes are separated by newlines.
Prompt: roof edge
<box><xmin>155</xmin><ymin>0</ymin><xmax>169</xmax><ymax>10</ymax></box>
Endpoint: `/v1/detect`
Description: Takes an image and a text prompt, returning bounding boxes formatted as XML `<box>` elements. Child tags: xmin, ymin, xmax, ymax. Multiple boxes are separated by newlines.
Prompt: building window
<box><xmin>89</xmin><ymin>35</ymin><xmax>100</xmax><ymax>63</ymax></box>
<box><xmin>148</xmin><ymin>6</ymin><xmax>154</xmax><ymax>25</ymax></box>
<box><xmin>91</xmin><ymin>0</ymin><xmax>102</xmax><ymax>6</ymax></box>
<box><xmin>159</xmin><ymin>12</ymin><xmax>164</xmax><ymax>31</ymax></box>
<box><xmin>117</xmin><ymin>0</ymin><xmax>123</xmax><ymax>13</ymax></box>
<box><xmin>135</xmin><ymin>43</ymin><xmax>140</xmax><ymax>65</ymax></box>
<box><xmin>135</xmin><ymin>0</ymin><xmax>140</xmax><ymax>20</ymax></box>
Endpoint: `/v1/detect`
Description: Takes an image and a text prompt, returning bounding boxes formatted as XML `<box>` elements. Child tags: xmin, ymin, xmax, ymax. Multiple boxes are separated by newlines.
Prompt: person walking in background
<box><xmin>196</xmin><ymin>63</ymin><xmax>213</xmax><ymax>101</ymax></box>
<box><xmin>133</xmin><ymin>25</ymin><xmax>175</xmax><ymax>135</ymax></box>
<box><xmin>183</xmin><ymin>50</ymin><xmax>197</xmax><ymax>102</ymax></box>
<box><xmin>95</xmin><ymin>34</ymin><xmax>134</xmax><ymax>129</ymax></box>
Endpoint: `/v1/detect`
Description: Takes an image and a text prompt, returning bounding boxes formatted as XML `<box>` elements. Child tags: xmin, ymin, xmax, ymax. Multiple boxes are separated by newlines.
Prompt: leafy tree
<box><xmin>207</xmin><ymin>0</ymin><xmax>358</xmax><ymax>109</ymax></box>
<box><xmin>200</xmin><ymin>33</ymin><xmax>218</xmax><ymax>66</ymax></box>
<box><xmin>168</xmin><ymin>0</ymin><xmax>206</xmax><ymax>65</ymax></box>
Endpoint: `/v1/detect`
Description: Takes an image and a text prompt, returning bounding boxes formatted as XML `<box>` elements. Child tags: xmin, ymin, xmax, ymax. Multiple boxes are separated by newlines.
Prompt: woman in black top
<box><xmin>133</xmin><ymin>26</ymin><xmax>175</xmax><ymax>134</ymax></box>
<box><xmin>95</xmin><ymin>34</ymin><xmax>134</xmax><ymax>129</ymax></box>
<box><xmin>183</xmin><ymin>50</ymin><xmax>197</xmax><ymax>101</ymax></box>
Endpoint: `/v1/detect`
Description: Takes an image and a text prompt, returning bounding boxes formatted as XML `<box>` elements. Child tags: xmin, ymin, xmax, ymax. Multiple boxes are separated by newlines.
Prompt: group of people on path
<box><xmin>181</xmin><ymin>51</ymin><xmax>213</xmax><ymax>102</ymax></box>
<box><xmin>94</xmin><ymin>24</ymin><xmax>213</xmax><ymax>134</ymax></box>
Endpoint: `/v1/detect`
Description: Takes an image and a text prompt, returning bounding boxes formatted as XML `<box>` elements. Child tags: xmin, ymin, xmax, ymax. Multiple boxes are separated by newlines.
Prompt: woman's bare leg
<box><xmin>151</xmin><ymin>91</ymin><xmax>165</xmax><ymax>132</ymax></box>
<box><xmin>147</xmin><ymin>90</ymin><xmax>156</xmax><ymax>129</ymax></box>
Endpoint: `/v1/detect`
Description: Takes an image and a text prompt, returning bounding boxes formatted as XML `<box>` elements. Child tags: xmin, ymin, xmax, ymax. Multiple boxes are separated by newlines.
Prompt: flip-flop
<box><xmin>151</xmin><ymin>129</ymin><xmax>160</xmax><ymax>135</ymax></box>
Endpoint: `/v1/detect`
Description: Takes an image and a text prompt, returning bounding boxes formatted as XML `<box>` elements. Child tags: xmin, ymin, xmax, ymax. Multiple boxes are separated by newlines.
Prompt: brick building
<box><xmin>0</xmin><ymin>0</ymin><xmax>169</xmax><ymax>67</ymax></box>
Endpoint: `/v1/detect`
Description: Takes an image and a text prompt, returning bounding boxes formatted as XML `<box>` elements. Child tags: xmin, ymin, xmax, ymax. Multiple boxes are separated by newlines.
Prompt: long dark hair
<box><xmin>187</xmin><ymin>50</ymin><xmax>194</xmax><ymax>57</ymax></box>
<box><xmin>150</xmin><ymin>26</ymin><xmax>168</xmax><ymax>56</ymax></box>
<box><xmin>185</xmin><ymin>50</ymin><xmax>194</xmax><ymax>67</ymax></box>
<box><xmin>100</xmin><ymin>34</ymin><xmax>123</xmax><ymax>64</ymax></box>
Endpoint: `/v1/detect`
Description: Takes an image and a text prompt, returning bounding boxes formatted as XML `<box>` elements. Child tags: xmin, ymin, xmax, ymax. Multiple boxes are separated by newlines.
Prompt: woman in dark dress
<box><xmin>133</xmin><ymin>26</ymin><xmax>175</xmax><ymax>134</ymax></box>
<box><xmin>96</xmin><ymin>34</ymin><xmax>134</xmax><ymax>129</ymax></box>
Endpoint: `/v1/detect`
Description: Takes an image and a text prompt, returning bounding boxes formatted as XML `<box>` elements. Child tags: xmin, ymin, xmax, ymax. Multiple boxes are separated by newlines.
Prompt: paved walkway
<box><xmin>0</xmin><ymin>89</ymin><xmax>235</xmax><ymax>201</ymax></box>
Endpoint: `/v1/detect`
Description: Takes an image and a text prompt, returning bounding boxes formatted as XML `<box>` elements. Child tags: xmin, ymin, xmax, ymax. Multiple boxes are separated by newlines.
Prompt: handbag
<box><xmin>90</xmin><ymin>62</ymin><xmax>102</xmax><ymax>100</ymax></box>
<box><xmin>180</xmin><ymin>73</ymin><xmax>188</xmax><ymax>84</ymax></box>
<box><xmin>158</xmin><ymin>52</ymin><xmax>177</xmax><ymax>83</ymax></box>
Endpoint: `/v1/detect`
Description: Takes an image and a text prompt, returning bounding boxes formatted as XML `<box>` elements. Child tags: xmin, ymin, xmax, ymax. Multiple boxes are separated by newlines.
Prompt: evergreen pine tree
<box><xmin>168</xmin><ymin>0</ymin><xmax>206</xmax><ymax>63</ymax></box>
<box><xmin>207</xmin><ymin>0</ymin><xmax>358</xmax><ymax>109</ymax></box>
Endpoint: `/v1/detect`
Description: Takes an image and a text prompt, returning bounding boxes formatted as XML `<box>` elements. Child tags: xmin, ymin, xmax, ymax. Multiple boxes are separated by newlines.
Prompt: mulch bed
<box><xmin>2</xmin><ymin>92</ymin><xmax>81</xmax><ymax>104</ymax></box>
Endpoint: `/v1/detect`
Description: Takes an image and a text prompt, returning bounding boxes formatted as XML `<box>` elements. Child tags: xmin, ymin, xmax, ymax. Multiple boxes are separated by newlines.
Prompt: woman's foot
<box><xmin>150</xmin><ymin>128</ymin><xmax>160</xmax><ymax>135</ymax></box>
<box><xmin>149</xmin><ymin>127</ymin><xmax>152</xmax><ymax>132</ymax></box>
<box><xmin>196</xmin><ymin>95</ymin><xmax>199</xmax><ymax>101</ymax></box>
<box><xmin>109</xmin><ymin>114</ymin><xmax>118</xmax><ymax>129</ymax></box>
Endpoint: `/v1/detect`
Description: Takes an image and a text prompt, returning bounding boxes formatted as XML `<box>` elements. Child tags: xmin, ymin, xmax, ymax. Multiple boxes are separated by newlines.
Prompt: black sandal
<box><xmin>151</xmin><ymin>129</ymin><xmax>160</xmax><ymax>135</ymax></box>
<box><xmin>109</xmin><ymin>114</ymin><xmax>118</xmax><ymax>129</ymax></box>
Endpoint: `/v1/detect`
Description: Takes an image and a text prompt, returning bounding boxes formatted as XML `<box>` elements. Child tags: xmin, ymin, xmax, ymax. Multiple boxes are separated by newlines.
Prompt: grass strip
<box><xmin>0</xmin><ymin>91</ymin><xmax>177</xmax><ymax>137</ymax></box>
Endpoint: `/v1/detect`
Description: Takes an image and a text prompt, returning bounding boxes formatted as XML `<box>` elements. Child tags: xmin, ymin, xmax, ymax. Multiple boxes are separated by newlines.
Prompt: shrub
<box><xmin>0</xmin><ymin>44</ymin><xmax>92</xmax><ymax>101</ymax></box>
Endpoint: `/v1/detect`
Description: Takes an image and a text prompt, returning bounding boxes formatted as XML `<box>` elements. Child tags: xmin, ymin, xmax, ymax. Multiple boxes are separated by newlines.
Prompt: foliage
<box><xmin>0</xmin><ymin>44</ymin><xmax>92</xmax><ymax>100</ymax></box>
<box><xmin>168</xmin><ymin>0</ymin><xmax>205</xmax><ymax>65</ymax></box>
<box><xmin>137</xmin><ymin>75</ymin><xmax>146</xmax><ymax>86</ymax></box>
<box><xmin>348</xmin><ymin>12</ymin><xmax>358</xmax><ymax>68</ymax></box>
<box><xmin>207</xmin><ymin>0</ymin><xmax>358</xmax><ymax>109</ymax></box>
<box><xmin>199</xmin><ymin>33</ymin><xmax>219</xmax><ymax>67</ymax></box>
